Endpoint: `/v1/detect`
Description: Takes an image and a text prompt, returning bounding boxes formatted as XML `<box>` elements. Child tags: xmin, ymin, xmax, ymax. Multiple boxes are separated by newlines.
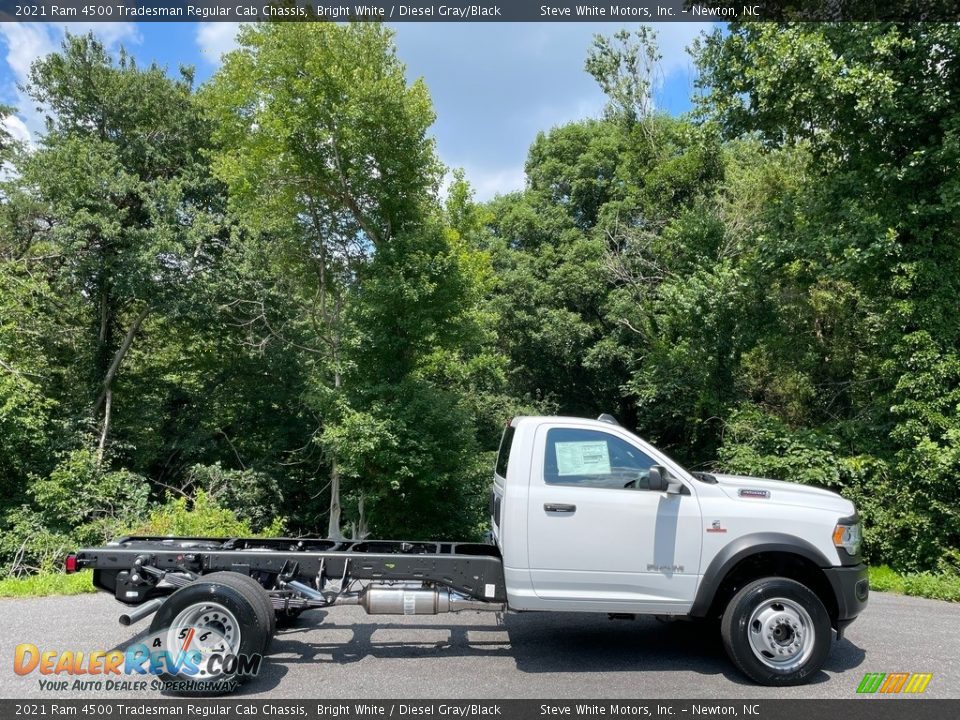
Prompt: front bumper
<box><xmin>823</xmin><ymin>562</ymin><xmax>869</xmax><ymax>636</ymax></box>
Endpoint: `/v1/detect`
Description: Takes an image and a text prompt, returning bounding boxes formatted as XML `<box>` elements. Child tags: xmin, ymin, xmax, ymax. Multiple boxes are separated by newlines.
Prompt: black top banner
<box><xmin>2</xmin><ymin>1</ymin><xmax>960</xmax><ymax>23</ymax></box>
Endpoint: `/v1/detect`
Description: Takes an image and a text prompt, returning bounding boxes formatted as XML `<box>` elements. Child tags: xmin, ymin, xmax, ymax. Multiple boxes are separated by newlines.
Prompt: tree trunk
<box><xmin>98</xmin><ymin>285</ymin><xmax>110</xmax><ymax>345</ymax></box>
<box><xmin>93</xmin><ymin>305</ymin><xmax>150</xmax><ymax>461</ymax></box>
<box><xmin>95</xmin><ymin>283</ymin><xmax>113</xmax><ymax>405</ymax></box>
<box><xmin>94</xmin><ymin>305</ymin><xmax>150</xmax><ymax>414</ymax></box>
<box><xmin>96</xmin><ymin>388</ymin><xmax>112</xmax><ymax>466</ymax></box>
<box><xmin>327</xmin><ymin>364</ymin><xmax>344</xmax><ymax>539</ymax></box>
<box><xmin>327</xmin><ymin>459</ymin><xmax>343</xmax><ymax>539</ymax></box>
<box><xmin>355</xmin><ymin>493</ymin><xmax>369</xmax><ymax>540</ymax></box>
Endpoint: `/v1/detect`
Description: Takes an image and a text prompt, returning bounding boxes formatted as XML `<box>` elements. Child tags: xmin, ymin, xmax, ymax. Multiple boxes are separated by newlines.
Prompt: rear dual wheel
<box><xmin>148</xmin><ymin>572</ymin><xmax>274</xmax><ymax>692</ymax></box>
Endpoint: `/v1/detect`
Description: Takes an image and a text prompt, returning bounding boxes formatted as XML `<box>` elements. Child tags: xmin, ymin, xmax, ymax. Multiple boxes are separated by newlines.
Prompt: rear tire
<box><xmin>203</xmin><ymin>571</ymin><xmax>276</xmax><ymax>647</ymax></box>
<box><xmin>721</xmin><ymin>576</ymin><xmax>831</xmax><ymax>686</ymax></box>
<box><xmin>148</xmin><ymin>573</ymin><xmax>273</xmax><ymax>692</ymax></box>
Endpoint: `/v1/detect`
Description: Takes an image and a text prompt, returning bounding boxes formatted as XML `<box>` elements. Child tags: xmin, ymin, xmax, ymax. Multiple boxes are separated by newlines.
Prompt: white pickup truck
<box><xmin>71</xmin><ymin>414</ymin><xmax>868</xmax><ymax>690</ymax></box>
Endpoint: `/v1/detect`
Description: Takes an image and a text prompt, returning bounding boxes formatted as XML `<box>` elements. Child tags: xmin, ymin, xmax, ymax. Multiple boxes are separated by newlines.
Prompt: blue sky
<box><xmin>0</xmin><ymin>22</ymin><xmax>713</xmax><ymax>199</ymax></box>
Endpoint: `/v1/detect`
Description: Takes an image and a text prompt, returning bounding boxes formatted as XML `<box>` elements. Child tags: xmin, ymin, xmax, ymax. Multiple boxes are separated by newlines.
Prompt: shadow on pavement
<box><xmin>254</xmin><ymin>609</ymin><xmax>866</xmax><ymax>689</ymax></box>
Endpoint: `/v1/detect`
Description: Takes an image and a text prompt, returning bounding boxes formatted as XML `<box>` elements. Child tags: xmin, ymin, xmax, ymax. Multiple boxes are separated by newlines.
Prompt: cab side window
<box><xmin>544</xmin><ymin>428</ymin><xmax>656</xmax><ymax>490</ymax></box>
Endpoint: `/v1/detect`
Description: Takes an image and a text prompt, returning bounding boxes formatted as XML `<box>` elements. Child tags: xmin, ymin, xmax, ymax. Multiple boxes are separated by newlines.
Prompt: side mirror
<box><xmin>648</xmin><ymin>466</ymin><xmax>667</xmax><ymax>492</ymax></box>
<box><xmin>649</xmin><ymin>465</ymin><xmax>684</xmax><ymax>494</ymax></box>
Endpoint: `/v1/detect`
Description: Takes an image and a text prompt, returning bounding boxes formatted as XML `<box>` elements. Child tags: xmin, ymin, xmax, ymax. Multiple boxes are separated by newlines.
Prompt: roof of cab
<box><xmin>511</xmin><ymin>415</ymin><xmax>621</xmax><ymax>430</ymax></box>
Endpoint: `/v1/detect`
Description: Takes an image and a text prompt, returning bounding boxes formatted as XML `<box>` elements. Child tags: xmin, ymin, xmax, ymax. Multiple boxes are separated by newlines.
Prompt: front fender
<box><xmin>690</xmin><ymin>532</ymin><xmax>832</xmax><ymax>617</ymax></box>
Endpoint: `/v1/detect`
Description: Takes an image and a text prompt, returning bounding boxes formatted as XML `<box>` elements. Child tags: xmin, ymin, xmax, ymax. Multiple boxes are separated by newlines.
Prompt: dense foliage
<box><xmin>1</xmin><ymin>23</ymin><xmax>957</xmax><ymax>578</ymax></box>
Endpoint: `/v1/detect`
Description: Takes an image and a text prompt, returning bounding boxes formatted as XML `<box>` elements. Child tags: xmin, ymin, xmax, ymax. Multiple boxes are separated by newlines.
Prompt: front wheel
<box><xmin>721</xmin><ymin>577</ymin><xmax>831</xmax><ymax>686</ymax></box>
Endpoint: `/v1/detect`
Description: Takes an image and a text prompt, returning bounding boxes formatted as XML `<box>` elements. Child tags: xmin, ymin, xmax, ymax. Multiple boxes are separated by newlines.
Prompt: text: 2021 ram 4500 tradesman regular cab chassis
<box><xmin>70</xmin><ymin>415</ymin><xmax>868</xmax><ymax>689</ymax></box>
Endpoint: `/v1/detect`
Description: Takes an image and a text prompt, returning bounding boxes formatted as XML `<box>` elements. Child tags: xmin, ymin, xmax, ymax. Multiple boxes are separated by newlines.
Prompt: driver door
<box><xmin>526</xmin><ymin>424</ymin><xmax>702</xmax><ymax>611</ymax></box>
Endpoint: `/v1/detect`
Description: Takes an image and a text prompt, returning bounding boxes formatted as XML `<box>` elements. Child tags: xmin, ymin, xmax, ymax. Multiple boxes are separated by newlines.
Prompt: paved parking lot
<box><xmin>2</xmin><ymin>590</ymin><xmax>957</xmax><ymax>698</ymax></box>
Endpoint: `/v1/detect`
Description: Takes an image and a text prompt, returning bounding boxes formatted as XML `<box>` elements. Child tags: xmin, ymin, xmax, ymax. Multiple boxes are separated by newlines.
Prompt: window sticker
<box><xmin>555</xmin><ymin>441</ymin><xmax>611</xmax><ymax>476</ymax></box>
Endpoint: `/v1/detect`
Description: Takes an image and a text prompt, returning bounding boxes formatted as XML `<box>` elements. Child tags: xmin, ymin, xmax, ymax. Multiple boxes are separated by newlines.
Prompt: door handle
<box><xmin>544</xmin><ymin>503</ymin><xmax>576</xmax><ymax>514</ymax></box>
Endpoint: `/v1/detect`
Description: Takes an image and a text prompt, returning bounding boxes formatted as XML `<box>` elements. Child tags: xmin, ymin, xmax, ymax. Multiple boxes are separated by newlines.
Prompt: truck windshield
<box><xmin>495</xmin><ymin>424</ymin><xmax>516</xmax><ymax>478</ymax></box>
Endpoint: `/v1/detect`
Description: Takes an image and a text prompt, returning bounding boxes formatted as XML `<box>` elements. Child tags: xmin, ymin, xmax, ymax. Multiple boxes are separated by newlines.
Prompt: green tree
<box><xmin>204</xmin><ymin>22</ymin><xmax>496</xmax><ymax>538</ymax></box>
<box><xmin>694</xmin><ymin>23</ymin><xmax>960</xmax><ymax>571</ymax></box>
<box><xmin>15</xmin><ymin>34</ymin><xmax>217</xmax><ymax>465</ymax></box>
<box><xmin>585</xmin><ymin>27</ymin><xmax>662</xmax><ymax>127</ymax></box>
<box><xmin>0</xmin><ymin>35</ymin><xmax>310</xmax><ymax>570</ymax></box>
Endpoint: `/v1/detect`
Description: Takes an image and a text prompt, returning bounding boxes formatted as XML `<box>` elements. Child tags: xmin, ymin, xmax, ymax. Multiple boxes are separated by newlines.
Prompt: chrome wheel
<box><xmin>166</xmin><ymin>601</ymin><xmax>241</xmax><ymax>677</ymax></box>
<box><xmin>747</xmin><ymin>596</ymin><xmax>815</xmax><ymax>672</ymax></box>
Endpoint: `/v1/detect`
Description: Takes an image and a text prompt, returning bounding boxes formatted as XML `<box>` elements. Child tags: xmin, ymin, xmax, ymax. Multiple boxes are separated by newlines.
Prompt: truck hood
<box><xmin>711</xmin><ymin>473</ymin><xmax>855</xmax><ymax>515</ymax></box>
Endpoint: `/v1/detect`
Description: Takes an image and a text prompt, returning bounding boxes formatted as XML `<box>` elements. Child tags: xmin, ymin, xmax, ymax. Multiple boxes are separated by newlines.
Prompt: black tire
<box><xmin>148</xmin><ymin>574</ymin><xmax>272</xmax><ymax>692</ymax></box>
<box><xmin>204</xmin><ymin>571</ymin><xmax>276</xmax><ymax>646</ymax></box>
<box><xmin>721</xmin><ymin>576</ymin><xmax>831</xmax><ymax>686</ymax></box>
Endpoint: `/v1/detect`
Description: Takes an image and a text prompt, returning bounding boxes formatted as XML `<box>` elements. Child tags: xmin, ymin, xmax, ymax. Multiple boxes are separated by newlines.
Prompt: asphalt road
<box><xmin>2</xmin><ymin>591</ymin><xmax>957</xmax><ymax>699</ymax></box>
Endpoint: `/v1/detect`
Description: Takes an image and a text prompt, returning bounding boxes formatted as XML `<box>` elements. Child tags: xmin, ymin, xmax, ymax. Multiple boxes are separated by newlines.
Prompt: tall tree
<box><xmin>585</xmin><ymin>27</ymin><xmax>662</xmax><ymax>128</ymax></box>
<box><xmin>203</xmin><ymin>22</ymin><xmax>442</xmax><ymax>537</ymax></box>
<box><xmin>16</xmin><ymin>34</ymin><xmax>216</xmax><ymax>465</ymax></box>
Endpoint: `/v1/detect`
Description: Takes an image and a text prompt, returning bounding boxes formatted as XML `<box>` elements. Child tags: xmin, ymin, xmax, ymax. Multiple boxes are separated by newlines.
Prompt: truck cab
<box><xmin>491</xmin><ymin>415</ymin><xmax>868</xmax><ymax>684</ymax></box>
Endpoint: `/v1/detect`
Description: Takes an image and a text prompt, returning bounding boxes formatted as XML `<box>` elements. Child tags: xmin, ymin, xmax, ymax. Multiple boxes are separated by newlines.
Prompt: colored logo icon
<box><xmin>856</xmin><ymin>672</ymin><xmax>932</xmax><ymax>694</ymax></box>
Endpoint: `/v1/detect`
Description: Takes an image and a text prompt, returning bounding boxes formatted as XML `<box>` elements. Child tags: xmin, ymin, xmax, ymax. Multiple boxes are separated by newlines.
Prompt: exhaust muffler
<box><xmin>334</xmin><ymin>584</ymin><xmax>501</xmax><ymax>615</ymax></box>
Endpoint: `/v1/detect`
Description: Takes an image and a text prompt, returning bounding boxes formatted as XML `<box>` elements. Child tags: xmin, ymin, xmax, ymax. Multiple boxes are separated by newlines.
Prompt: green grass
<box><xmin>0</xmin><ymin>570</ymin><xmax>96</xmax><ymax>598</ymax></box>
<box><xmin>869</xmin><ymin>565</ymin><xmax>960</xmax><ymax>602</ymax></box>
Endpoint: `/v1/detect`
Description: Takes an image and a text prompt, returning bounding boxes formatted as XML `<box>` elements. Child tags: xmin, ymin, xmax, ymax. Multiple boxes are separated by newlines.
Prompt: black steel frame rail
<box><xmin>77</xmin><ymin>536</ymin><xmax>508</xmax><ymax>603</ymax></box>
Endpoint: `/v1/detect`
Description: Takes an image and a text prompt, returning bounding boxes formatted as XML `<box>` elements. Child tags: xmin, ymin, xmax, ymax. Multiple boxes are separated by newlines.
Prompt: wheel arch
<box><xmin>691</xmin><ymin>533</ymin><xmax>838</xmax><ymax>623</ymax></box>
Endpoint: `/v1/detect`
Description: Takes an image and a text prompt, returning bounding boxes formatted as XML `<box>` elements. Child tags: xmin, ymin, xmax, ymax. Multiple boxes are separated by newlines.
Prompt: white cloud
<box><xmin>455</xmin><ymin>164</ymin><xmax>527</xmax><ymax>202</ymax></box>
<box><xmin>196</xmin><ymin>22</ymin><xmax>243</xmax><ymax>66</ymax></box>
<box><xmin>1</xmin><ymin>113</ymin><xmax>31</xmax><ymax>145</ymax></box>
<box><xmin>0</xmin><ymin>22</ymin><xmax>139</xmax><ymax>144</ymax></box>
<box><xmin>0</xmin><ymin>23</ymin><xmax>57</xmax><ymax>83</ymax></box>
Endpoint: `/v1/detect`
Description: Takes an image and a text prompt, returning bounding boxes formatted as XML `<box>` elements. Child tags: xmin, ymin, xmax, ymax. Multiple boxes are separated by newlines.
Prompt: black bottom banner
<box><xmin>1</xmin><ymin>700</ymin><xmax>957</xmax><ymax>720</ymax></box>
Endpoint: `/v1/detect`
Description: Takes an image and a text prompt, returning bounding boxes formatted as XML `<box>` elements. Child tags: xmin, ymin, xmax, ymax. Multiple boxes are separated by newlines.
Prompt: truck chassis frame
<box><xmin>75</xmin><ymin>535</ymin><xmax>508</xmax><ymax>620</ymax></box>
